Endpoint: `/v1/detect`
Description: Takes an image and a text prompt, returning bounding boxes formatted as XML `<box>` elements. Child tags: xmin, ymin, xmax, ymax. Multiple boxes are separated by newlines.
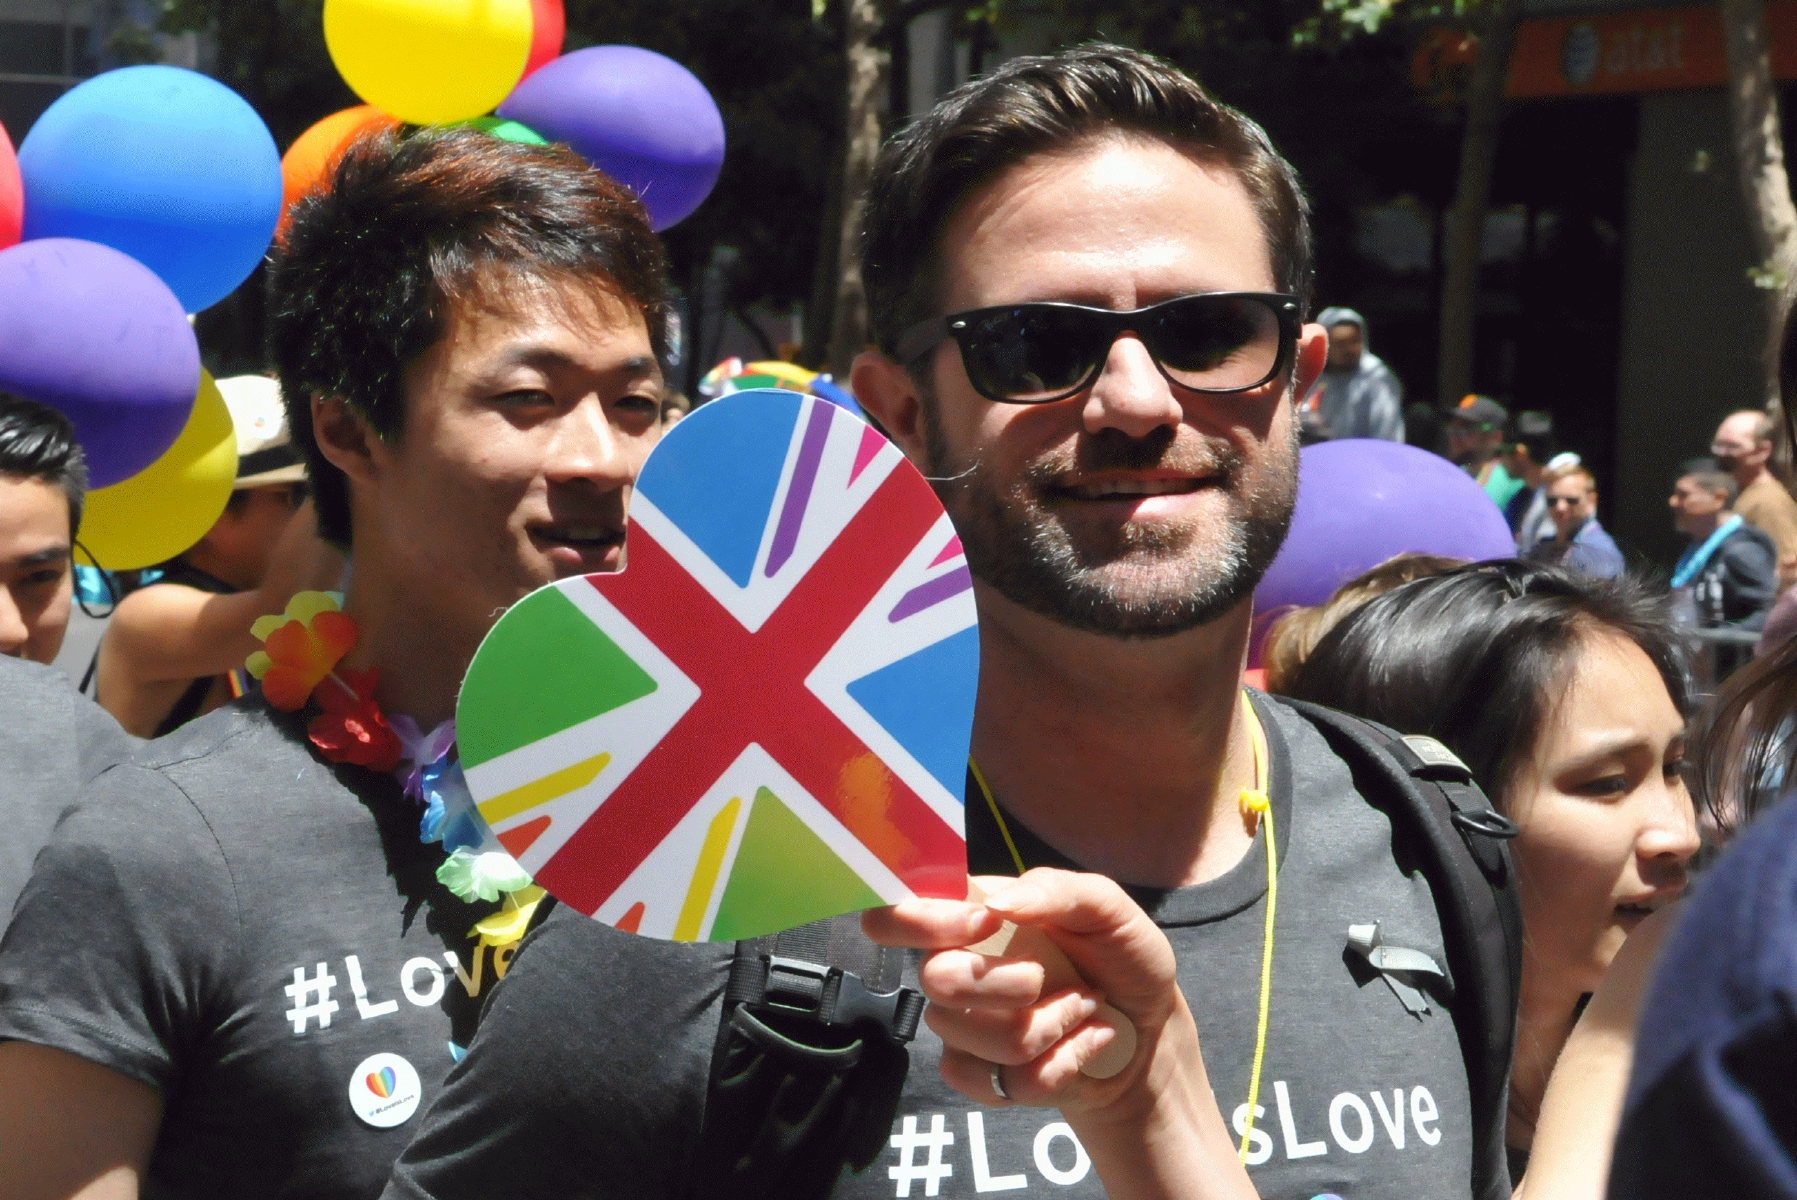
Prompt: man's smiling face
<box><xmin>911</xmin><ymin>135</ymin><xmax>1321</xmax><ymax>638</ymax></box>
<box><xmin>361</xmin><ymin>270</ymin><xmax>662</xmax><ymax>628</ymax></box>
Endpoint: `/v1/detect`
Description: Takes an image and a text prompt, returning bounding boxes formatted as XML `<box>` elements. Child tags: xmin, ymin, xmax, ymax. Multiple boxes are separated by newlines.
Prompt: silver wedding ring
<box><xmin>990</xmin><ymin>1061</ymin><xmax>1011</xmax><ymax>1102</ymax></box>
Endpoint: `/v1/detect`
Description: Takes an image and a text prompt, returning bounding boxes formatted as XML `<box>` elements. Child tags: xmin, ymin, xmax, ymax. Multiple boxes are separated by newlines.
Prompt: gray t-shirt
<box><xmin>0</xmin><ymin>654</ymin><xmax>137</xmax><ymax>921</ymax></box>
<box><xmin>386</xmin><ymin>693</ymin><xmax>1475</xmax><ymax>1200</ymax></box>
<box><xmin>0</xmin><ymin>698</ymin><xmax>509</xmax><ymax>1199</ymax></box>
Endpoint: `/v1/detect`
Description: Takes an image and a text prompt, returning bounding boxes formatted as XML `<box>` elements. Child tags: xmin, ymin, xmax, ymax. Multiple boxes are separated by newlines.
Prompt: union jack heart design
<box><xmin>456</xmin><ymin>390</ymin><xmax>977</xmax><ymax>941</ymax></box>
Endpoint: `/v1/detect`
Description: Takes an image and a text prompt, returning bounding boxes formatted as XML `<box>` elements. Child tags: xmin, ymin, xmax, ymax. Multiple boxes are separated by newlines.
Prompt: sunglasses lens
<box><xmin>958</xmin><ymin>307</ymin><xmax>1107</xmax><ymax>402</ymax></box>
<box><xmin>1148</xmin><ymin>296</ymin><xmax>1284</xmax><ymax>391</ymax></box>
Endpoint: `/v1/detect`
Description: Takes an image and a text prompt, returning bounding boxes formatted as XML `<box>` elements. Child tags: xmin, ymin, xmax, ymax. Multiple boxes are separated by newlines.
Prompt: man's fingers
<box><xmin>923</xmin><ymin>988</ymin><xmax>1101</xmax><ymax>1066</ymax></box>
<box><xmin>936</xmin><ymin>1023</ymin><xmax>1120</xmax><ymax>1109</ymax></box>
<box><xmin>978</xmin><ymin>868</ymin><xmax>1177</xmax><ymax>1020</ymax></box>
<box><xmin>917</xmin><ymin>949</ymin><xmax>1047</xmax><ymax>1008</ymax></box>
<box><xmin>861</xmin><ymin>898</ymin><xmax>1004</xmax><ymax>950</ymax></box>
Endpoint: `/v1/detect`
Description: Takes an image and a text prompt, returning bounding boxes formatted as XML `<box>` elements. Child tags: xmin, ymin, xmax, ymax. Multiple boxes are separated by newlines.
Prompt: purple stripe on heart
<box><xmin>766</xmin><ymin>402</ymin><xmax>834</xmax><ymax>577</ymax></box>
<box><xmin>889</xmin><ymin>567</ymin><xmax>973</xmax><ymax>622</ymax></box>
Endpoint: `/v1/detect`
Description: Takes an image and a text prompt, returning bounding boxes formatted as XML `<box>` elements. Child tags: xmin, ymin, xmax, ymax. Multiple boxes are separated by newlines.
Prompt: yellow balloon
<box><xmin>324</xmin><ymin>0</ymin><xmax>534</xmax><ymax>125</ymax></box>
<box><xmin>76</xmin><ymin>371</ymin><xmax>237</xmax><ymax>572</ymax></box>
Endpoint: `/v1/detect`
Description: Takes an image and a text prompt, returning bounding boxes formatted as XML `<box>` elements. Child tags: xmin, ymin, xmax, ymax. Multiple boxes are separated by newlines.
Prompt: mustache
<box><xmin>1024</xmin><ymin>427</ymin><xmax>1243</xmax><ymax>485</ymax></box>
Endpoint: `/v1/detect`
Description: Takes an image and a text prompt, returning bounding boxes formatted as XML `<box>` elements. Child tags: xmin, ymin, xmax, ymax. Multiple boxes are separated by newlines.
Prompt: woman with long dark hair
<box><xmin>1284</xmin><ymin>561</ymin><xmax>1699</xmax><ymax>1191</ymax></box>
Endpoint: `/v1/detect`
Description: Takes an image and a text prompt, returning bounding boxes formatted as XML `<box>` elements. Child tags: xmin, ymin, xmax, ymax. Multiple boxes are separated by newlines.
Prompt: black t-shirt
<box><xmin>0</xmin><ymin>698</ymin><xmax>507</xmax><ymax>1198</ymax></box>
<box><xmin>385</xmin><ymin>693</ymin><xmax>1475</xmax><ymax>1200</ymax></box>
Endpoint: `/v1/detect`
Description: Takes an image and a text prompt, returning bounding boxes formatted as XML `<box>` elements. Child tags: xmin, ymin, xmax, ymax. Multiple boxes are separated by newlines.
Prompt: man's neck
<box><xmin>1684</xmin><ymin>511</ymin><xmax>1729</xmax><ymax>541</ymax></box>
<box><xmin>340</xmin><ymin>555</ymin><xmax>481</xmax><ymax>733</ymax></box>
<box><xmin>1737</xmin><ymin>463</ymin><xmax>1768</xmax><ymax>492</ymax></box>
<box><xmin>967</xmin><ymin>586</ymin><xmax>1258</xmax><ymax>889</ymax></box>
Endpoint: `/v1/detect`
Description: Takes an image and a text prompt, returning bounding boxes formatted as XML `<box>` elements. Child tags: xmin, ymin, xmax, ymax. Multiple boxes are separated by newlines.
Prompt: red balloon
<box><xmin>523</xmin><ymin>0</ymin><xmax>565</xmax><ymax>78</ymax></box>
<box><xmin>0</xmin><ymin>122</ymin><xmax>21</xmax><ymax>251</ymax></box>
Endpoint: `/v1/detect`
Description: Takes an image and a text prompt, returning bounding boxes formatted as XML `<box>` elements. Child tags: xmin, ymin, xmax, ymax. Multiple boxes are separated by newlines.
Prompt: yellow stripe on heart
<box><xmin>674</xmin><ymin>796</ymin><xmax>742</xmax><ymax>942</ymax></box>
<box><xmin>477</xmin><ymin>753</ymin><xmax>611</xmax><ymax>826</ymax></box>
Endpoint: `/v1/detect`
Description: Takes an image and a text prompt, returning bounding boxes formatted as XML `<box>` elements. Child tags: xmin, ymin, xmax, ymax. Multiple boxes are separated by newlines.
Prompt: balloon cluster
<box><xmin>0</xmin><ymin>0</ymin><xmax>725</xmax><ymax>569</ymax></box>
<box><xmin>295</xmin><ymin>0</ymin><xmax>725</xmax><ymax>231</ymax></box>
<box><xmin>0</xmin><ymin>67</ymin><xmax>269</xmax><ymax>567</ymax></box>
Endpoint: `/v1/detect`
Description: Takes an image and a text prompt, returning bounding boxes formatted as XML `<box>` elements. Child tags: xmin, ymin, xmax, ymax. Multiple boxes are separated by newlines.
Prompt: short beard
<box><xmin>920</xmin><ymin>392</ymin><xmax>1297</xmax><ymax>639</ymax></box>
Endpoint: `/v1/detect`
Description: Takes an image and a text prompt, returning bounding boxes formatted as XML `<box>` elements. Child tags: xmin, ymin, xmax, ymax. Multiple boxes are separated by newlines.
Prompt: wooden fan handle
<box><xmin>963</xmin><ymin>879</ymin><xmax>1139</xmax><ymax>1080</ymax></box>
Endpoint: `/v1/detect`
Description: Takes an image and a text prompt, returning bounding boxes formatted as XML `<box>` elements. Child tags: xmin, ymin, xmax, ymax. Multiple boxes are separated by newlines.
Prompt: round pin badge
<box><xmin>347</xmin><ymin>1051</ymin><xmax>422</xmax><ymax>1128</ymax></box>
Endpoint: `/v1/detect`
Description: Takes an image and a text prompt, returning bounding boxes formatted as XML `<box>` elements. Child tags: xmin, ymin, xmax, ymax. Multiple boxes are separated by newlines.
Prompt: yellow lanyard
<box><xmin>968</xmin><ymin>691</ymin><xmax>1277</xmax><ymax>1164</ymax></box>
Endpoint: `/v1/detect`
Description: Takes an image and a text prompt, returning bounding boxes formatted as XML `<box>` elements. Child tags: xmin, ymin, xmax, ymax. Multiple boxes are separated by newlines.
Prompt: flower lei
<box><xmin>247</xmin><ymin>592</ymin><xmax>543</xmax><ymax>946</ymax></box>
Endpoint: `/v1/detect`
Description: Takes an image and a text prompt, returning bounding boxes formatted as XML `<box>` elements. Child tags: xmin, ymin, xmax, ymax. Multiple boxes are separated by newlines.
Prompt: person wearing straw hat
<box><xmin>92</xmin><ymin>374</ymin><xmax>343</xmax><ymax>737</ymax></box>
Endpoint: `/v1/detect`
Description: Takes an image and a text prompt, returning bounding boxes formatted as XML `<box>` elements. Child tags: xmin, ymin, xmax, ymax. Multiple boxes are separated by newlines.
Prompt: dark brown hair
<box><xmin>859</xmin><ymin>43</ymin><xmax>1313</xmax><ymax>358</ymax></box>
<box><xmin>1693</xmin><ymin>303</ymin><xmax>1797</xmax><ymax>828</ymax></box>
<box><xmin>268</xmin><ymin>126</ymin><xmax>671</xmax><ymax>547</ymax></box>
<box><xmin>1289</xmin><ymin>561</ymin><xmax>1689</xmax><ymax>809</ymax></box>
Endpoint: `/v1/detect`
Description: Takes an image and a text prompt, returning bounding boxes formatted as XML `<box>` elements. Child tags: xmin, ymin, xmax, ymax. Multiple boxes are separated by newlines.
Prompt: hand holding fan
<box><xmin>456</xmin><ymin>389</ymin><xmax>1133</xmax><ymax>1075</ymax></box>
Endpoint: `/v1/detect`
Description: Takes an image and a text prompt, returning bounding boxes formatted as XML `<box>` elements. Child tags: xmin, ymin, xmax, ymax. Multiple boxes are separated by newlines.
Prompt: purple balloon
<box><xmin>0</xmin><ymin>238</ymin><xmax>199</xmax><ymax>487</ymax></box>
<box><xmin>1253</xmin><ymin>439</ymin><xmax>1516</xmax><ymax>641</ymax></box>
<box><xmin>499</xmin><ymin>45</ymin><xmax>725</xmax><ymax>231</ymax></box>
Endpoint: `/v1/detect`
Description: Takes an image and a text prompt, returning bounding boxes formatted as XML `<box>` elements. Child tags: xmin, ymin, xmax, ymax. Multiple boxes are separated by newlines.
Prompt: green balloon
<box><xmin>461</xmin><ymin>115</ymin><xmax>547</xmax><ymax>145</ymax></box>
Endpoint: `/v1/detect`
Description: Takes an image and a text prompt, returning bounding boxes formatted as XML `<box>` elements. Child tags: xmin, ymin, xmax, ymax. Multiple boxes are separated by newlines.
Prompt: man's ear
<box><xmin>310</xmin><ymin>395</ymin><xmax>380</xmax><ymax>487</ymax></box>
<box><xmin>852</xmin><ymin>350</ymin><xmax>930</xmax><ymax>467</ymax></box>
<box><xmin>1292</xmin><ymin>322</ymin><xmax>1329</xmax><ymax>403</ymax></box>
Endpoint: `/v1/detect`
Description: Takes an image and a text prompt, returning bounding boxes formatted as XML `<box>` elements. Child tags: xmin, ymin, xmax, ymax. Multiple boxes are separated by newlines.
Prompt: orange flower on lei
<box><xmin>246</xmin><ymin>591</ymin><xmax>357</xmax><ymax>710</ymax></box>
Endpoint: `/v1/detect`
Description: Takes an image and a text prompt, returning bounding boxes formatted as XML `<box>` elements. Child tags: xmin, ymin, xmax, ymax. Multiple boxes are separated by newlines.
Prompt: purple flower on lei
<box><xmin>390</xmin><ymin>715</ymin><xmax>458</xmax><ymax>803</ymax></box>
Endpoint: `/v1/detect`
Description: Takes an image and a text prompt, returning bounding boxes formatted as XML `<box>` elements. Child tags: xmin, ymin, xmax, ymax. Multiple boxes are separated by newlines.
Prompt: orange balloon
<box><xmin>278</xmin><ymin>105</ymin><xmax>397</xmax><ymax>238</ymax></box>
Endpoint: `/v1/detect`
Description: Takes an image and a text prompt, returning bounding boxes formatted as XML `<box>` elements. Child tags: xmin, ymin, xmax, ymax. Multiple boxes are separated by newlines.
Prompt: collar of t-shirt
<box><xmin>963</xmin><ymin>691</ymin><xmax>1294</xmax><ymax>929</ymax></box>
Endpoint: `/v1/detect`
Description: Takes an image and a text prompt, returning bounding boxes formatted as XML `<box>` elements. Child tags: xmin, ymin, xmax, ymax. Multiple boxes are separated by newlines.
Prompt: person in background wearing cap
<box><xmin>1447</xmin><ymin>395</ymin><xmax>1525</xmax><ymax>510</ymax></box>
<box><xmin>1307</xmin><ymin>306</ymin><xmax>1404</xmax><ymax>441</ymax></box>
<box><xmin>92</xmin><ymin>374</ymin><xmax>344</xmax><ymax>738</ymax></box>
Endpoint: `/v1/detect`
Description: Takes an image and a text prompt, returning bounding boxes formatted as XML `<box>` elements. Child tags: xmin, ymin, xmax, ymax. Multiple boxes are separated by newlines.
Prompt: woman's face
<box><xmin>1507</xmin><ymin>629</ymin><xmax>1699</xmax><ymax>1000</ymax></box>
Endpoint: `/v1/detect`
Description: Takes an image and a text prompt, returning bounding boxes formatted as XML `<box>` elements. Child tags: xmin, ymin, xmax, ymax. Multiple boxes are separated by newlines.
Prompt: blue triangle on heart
<box><xmin>637</xmin><ymin>390</ymin><xmax>801</xmax><ymax>587</ymax></box>
<box><xmin>845</xmin><ymin>626</ymin><xmax>978</xmax><ymax>801</ymax></box>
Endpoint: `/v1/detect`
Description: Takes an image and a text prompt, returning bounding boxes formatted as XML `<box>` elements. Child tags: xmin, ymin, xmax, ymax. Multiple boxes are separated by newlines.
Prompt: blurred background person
<box><xmin>0</xmin><ymin>394</ymin><xmax>137</xmax><ymax>929</ymax></box>
<box><xmin>93</xmin><ymin>376</ymin><xmax>343</xmax><ymax>737</ymax></box>
<box><xmin>0</xmin><ymin>393</ymin><xmax>84</xmax><ymax>666</ymax></box>
<box><xmin>1711</xmin><ymin>408</ymin><xmax>1797</xmax><ymax>585</ymax></box>
<box><xmin>1526</xmin><ymin>462</ymin><xmax>1625</xmax><ymax>579</ymax></box>
<box><xmin>1499</xmin><ymin>410</ymin><xmax>1559</xmax><ymax>535</ymax></box>
<box><xmin>1307</xmin><ymin>305</ymin><xmax>1404</xmax><ymax>441</ymax></box>
<box><xmin>1287</xmin><ymin>561</ymin><xmax>1697</xmax><ymax>1193</ymax></box>
<box><xmin>1449</xmin><ymin>394</ymin><xmax>1527</xmax><ymax>510</ymax></box>
<box><xmin>1669</xmin><ymin>459</ymin><xmax>1777</xmax><ymax>680</ymax></box>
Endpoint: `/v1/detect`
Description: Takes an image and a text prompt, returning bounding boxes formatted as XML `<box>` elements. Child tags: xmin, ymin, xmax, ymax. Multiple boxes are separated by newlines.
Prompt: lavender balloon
<box><xmin>1252</xmin><ymin>439</ymin><xmax>1516</xmax><ymax>645</ymax></box>
<box><xmin>498</xmin><ymin>45</ymin><xmax>724</xmax><ymax>231</ymax></box>
<box><xmin>0</xmin><ymin>238</ymin><xmax>200</xmax><ymax>487</ymax></box>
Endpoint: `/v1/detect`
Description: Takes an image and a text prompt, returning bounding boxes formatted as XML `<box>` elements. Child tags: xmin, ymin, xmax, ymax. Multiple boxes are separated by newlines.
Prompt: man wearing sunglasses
<box><xmin>388</xmin><ymin>44</ymin><xmax>1514</xmax><ymax>1200</ymax></box>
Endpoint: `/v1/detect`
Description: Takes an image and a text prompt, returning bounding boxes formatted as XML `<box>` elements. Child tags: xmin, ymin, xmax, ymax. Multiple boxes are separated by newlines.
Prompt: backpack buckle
<box><xmin>763</xmin><ymin>956</ymin><xmax>924</xmax><ymax>1043</ymax></box>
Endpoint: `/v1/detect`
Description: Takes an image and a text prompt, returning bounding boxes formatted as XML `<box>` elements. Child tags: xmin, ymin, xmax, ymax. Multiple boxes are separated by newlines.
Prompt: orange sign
<box><xmin>1506</xmin><ymin>2</ymin><xmax>1797</xmax><ymax>97</ymax></box>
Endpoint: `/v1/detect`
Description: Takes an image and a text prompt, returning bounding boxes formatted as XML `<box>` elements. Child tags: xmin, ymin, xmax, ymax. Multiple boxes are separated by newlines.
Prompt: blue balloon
<box><xmin>19</xmin><ymin>66</ymin><xmax>282</xmax><ymax>313</ymax></box>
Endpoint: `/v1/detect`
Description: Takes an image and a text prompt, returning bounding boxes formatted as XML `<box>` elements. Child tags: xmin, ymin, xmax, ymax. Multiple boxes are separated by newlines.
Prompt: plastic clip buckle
<box><xmin>764</xmin><ymin>956</ymin><xmax>923</xmax><ymax>1042</ymax></box>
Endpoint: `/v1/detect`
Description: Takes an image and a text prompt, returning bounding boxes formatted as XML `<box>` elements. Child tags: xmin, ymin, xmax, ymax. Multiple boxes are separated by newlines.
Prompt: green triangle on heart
<box><xmin>708</xmin><ymin>787</ymin><xmax>884</xmax><ymax>941</ymax></box>
<box><xmin>458</xmin><ymin>585</ymin><xmax>657</xmax><ymax>770</ymax></box>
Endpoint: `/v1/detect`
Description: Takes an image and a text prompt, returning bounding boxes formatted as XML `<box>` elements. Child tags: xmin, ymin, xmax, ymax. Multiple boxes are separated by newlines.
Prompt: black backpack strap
<box><xmin>688</xmin><ymin>915</ymin><xmax>923</xmax><ymax>1200</ymax></box>
<box><xmin>1278</xmin><ymin>698</ymin><xmax>1523</xmax><ymax>1200</ymax></box>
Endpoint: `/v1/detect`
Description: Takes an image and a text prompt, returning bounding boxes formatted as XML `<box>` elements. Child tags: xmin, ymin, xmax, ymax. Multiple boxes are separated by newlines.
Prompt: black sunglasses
<box><xmin>893</xmin><ymin>292</ymin><xmax>1301</xmax><ymax>405</ymax></box>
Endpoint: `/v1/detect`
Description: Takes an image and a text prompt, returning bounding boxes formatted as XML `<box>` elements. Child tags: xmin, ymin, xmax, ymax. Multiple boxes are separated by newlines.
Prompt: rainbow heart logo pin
<box><xmin>366</xmin><ymin>1065</ymin><xmax>396</xmax><ymax>1098</ymax></box>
